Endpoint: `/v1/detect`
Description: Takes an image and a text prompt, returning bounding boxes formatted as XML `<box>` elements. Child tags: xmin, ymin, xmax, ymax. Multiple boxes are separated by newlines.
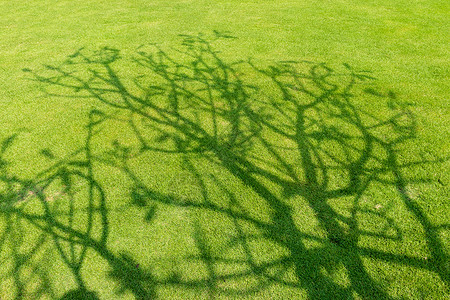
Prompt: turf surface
<box><xmin>0</xmin><ymin>1</ymin><xmax>449</xmax><ymax>299</ymax></box>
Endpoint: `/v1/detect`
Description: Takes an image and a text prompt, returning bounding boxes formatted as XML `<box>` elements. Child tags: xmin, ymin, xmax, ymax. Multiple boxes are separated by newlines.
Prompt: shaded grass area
<box><xmin>0</xmin><ymin>0</ymin><xmax>449</xmax><ymax>299</ymax></box>
<box><xmin>0</xmin><ymin>33</ymin><xmax>448</xmax><ymax>299</ymax></box>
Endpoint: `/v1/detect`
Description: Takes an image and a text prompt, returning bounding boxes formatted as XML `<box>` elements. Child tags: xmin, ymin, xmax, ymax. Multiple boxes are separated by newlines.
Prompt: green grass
<box><xmin>0</xmin><ymin>0</ymin><xmax>449</xmax><ymax>299</ymax></box>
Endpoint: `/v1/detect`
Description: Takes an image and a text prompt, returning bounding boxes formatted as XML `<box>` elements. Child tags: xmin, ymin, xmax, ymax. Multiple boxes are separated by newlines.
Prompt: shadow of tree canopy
<box><xmin>1</xmin><ymin>32</ymin><xmax>448</xmax><ymax>299</ymax></box>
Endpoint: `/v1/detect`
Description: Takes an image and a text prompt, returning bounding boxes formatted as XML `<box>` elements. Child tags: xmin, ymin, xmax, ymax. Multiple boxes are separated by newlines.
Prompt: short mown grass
<box><xmin>0</xmin><ymin>1</ymin><xmax>448</xmax><ymax>299</ymax></box>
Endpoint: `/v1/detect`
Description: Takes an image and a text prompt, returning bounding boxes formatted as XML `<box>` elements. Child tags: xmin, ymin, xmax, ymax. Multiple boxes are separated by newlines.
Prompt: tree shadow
<box><xmin>2</xmin><ymin>32</ymin><xmax>448</xmax><ymax>298</ymax></box>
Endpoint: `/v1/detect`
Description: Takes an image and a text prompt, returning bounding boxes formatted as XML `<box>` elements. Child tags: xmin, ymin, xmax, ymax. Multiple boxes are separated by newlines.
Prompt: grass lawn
<box><xmin>0</xmin><ymin>0</ymin><xmax>449</xmax><ymax>299</ymax></box>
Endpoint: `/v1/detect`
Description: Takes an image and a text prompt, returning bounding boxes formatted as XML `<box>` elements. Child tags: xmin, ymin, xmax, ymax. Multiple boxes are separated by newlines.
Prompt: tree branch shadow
<box><xmin>2</xmin><ymin>31</ymin><xmax>447</xmax><ymax>298</ymax></box>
